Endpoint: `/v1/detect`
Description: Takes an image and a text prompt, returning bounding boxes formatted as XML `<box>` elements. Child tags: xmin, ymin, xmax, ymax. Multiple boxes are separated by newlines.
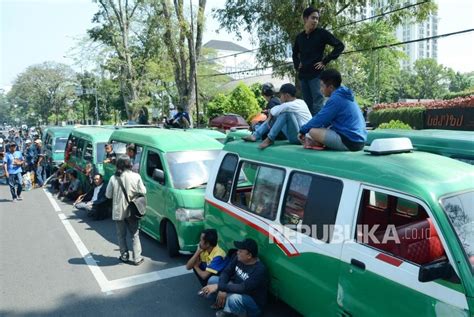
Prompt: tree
<box><xmin>227</xmin><ymin>83</ymin><xmax>261</xmax><ymax>121</ymax></box>
<box><xmin>411</xmin><ymin>58</ymin><xmax>448</xmax><ymax>99</ymax></box>
<box><xmin>214</xmin><ymin>0</ymin><xmax>436</xmax><ymax>80</ymax></box>
<box><xmin>448</xmin><ymin>70</ymin><xmax>472</xmax><ymax>93</ymax></box>
<box><xmin>0</xmin><ymin>90</ymin><xmax>14</xmax><ymax>125</ymax></box>
<box><xmin>158</xmin><ymin>0</ymin><xmax>207</xmax><ymax>119</ymax></box>
<box><xmin>88</xmin><ymin>0</ymin><xmax>146</xmax><ymax>119</ymax></box>
<box><xmin>8</xmin><ymin>62</ymin><xmax>76</xmax><ymax>125</ymax></box>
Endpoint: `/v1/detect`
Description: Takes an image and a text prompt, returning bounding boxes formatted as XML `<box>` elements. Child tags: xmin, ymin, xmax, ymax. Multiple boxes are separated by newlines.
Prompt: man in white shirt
<box><xmin>243</xmin><ymin>83</ymin><xmax>312</xmax><ymax>149</ymax></box>
<box><xmin>74</xmin><ymin>174</ymin><xmax>109</xmax><ymax>219</ymax></box>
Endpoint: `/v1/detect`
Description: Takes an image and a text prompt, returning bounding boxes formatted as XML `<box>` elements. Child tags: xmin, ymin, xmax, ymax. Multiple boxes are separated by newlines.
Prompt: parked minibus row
<box><xmin>44</xmin><ymin>125</ymin><xmax>473</xmax><ymax>316</ymax></box>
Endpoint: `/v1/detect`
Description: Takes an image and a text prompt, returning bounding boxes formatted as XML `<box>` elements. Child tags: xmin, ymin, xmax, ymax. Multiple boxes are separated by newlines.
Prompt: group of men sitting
<box><xmin>186</xmin><ymin>229</ymin><xmax>267</xmax><ymax>317</ymax></box>
<box><xmin>243</xmin><ymin>69</ymin><xmax>367</xmax><ymax>152</ymax></box>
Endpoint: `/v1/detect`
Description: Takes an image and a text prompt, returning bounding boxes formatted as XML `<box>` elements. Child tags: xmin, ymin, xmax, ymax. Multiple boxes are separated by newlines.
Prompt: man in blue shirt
<box><xmin>3</xmin><ymin>143</ymin><xmax>24</xmax><ymax>201</ymax></box>
<box><xmin>299</xmin><ymin>69</ymin><xmax>367</xmax><ymax>151</ymax></box>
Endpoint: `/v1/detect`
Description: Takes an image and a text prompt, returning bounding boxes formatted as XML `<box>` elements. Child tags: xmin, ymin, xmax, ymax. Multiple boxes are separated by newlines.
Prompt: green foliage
<box><xmin>443</xmin><ymin>87</ymin><xmax>474</xmax><ymax>100</ymax></box>
<box><xmin>411</xmin><ymin>58</ymin><xmax>449</xmax><ymax>99</ymax></box>
<box><xmin>378</xmin><ymin>120</ymin><xmax>412</xmax><ymax>130</ymax></box>
<box><xmin>227</xmin><ymin>83</ymin><xmax>262</xmax><ymax>121</ymax></box>
<box><xmin>369</xmin><ymin>107</ymin><xmax>425</xmax><ymax>129</ymax></box>
<box><xmin>447</xmin><ymin>71</ymin><xmax>472</xmax><ymax>93</ymax></box>
<box><xmin>249</xmin><ymin>83</ymin><xmax>267</xmax><ymax>109</ymax></box>
<box><xmin>206</xmin><ymin>93</ymin><xmax>230</xmax><ymax>119</ymax></box>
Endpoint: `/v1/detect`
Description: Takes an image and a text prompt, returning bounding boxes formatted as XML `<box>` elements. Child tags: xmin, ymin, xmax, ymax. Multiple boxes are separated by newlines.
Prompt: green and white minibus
<box><xmin>204</xmin><ymin>139</ymin><xmax>474</xmax><ymax>316</ymax></box>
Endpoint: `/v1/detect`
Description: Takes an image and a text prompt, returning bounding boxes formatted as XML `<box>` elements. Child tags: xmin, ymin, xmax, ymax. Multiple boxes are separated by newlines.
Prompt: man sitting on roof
<box><xmin>298</xmin><ymin>69</ymin><xmax>367</xmax><ymax>151</ymax></box>
<box><xmin>243</xmin><ymin>83</ymin><xmax>312</xmax><ymax>149</ymax></box>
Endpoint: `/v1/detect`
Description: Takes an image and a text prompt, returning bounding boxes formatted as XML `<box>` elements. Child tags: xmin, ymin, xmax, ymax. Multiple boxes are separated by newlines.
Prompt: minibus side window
<box><xmin>281</xmin><ymin>172</ymin><xmax>343</xmax><ymax>242</ymax></box>
<box><xmin>84</xmin><ymin>142</ymin><xmax>93</xmax><ymax>162</ymax></box>
<box><xmin>357</xmin><ymin>189</ymin><xmax>447</xmax><ymax>266</ymax></box>
<box><xmin>76</xmin><ymin>139</ymin><xmax>85</xmax><ymax>158</ymax></box>
<box><xmin>132</xmin><ymin>145</ymin><xmax>143</xmax><ymax>173</ymax></box>
<box><xmin>146</xmin><ymin>150</ymin><xmax>164</xmax><ymax>183</ymax></box>
<box><xmin>213</xmin><ymin>154</ymin><xmax>238</xmax><ymax>202</ymax></box>
<box><xmin>230</xmin><ymin>161</ymin><xmax>285</xmax><ymax>220</ymax></box>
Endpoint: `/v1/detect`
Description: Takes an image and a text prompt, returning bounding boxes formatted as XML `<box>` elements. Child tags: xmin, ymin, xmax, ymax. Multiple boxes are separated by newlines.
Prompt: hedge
<box><xmin>442</xmin><ymin>87</ymin><xmax>474</xmax><ymax>100</ymax></box>
<box><xmin>369</xmin><ymin>107</ymin><xmax>425</xmax><ymax>129</ymax></box>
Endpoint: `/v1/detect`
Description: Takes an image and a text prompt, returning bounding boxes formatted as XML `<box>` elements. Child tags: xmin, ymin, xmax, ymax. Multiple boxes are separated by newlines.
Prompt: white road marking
<box><xmin>43</xmin><ymin>189</ymin><xmax>190</xmax><ymax>293</ymax></box>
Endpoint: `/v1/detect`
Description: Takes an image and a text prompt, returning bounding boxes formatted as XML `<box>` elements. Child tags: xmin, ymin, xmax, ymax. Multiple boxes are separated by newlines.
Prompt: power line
<box><xmin>198</xmin><ymin>28</ymin><xmax>474</xmax><ymax>78</ymax></box>
<box><xmin>198</xmin><ymin>0</ymin><xmax>430</xmax><ymax>64</ymax></box>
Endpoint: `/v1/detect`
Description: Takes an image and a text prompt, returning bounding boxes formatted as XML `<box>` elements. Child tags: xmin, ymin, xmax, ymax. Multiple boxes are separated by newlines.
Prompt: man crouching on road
<box><xmin>201</xmin><ymin>238</ymin><xmax>268</xmax><ymax>317</ymax></box>
<box><xmin>186</xmin><ymin>229</ymin><xmax>228</xmax><ymax>287</ymax></box>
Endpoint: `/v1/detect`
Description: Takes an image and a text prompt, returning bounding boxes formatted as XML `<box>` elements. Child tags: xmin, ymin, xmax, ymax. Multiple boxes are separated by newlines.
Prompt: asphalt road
<box><xmin>0</xmin><ymin>183</ymin><xmax>300</xmax><ymax>317</ymax></box>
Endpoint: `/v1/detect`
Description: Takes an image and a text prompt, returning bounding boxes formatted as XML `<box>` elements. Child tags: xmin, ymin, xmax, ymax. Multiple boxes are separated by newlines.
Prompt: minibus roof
<box><xmin>223</xmin><ymin>140</ymin><xmax>474</xmax><ymax>200</ymax></box>
<box><xmin>71</xmin><ymin>126</ymin><xmax>115</xmax><ymax>142</ymax></box>
<box><xmin>109</xmin><ymin>128</ymin><xmax>224</xmax><ymax>152</ymax></box>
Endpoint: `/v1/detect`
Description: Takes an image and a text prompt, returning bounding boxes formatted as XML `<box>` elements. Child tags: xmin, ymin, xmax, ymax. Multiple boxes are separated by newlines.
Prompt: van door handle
<box><xmin>350</xmin><ymin>259</ymin><xmax>366</xmax><ymax>271</ymax></box>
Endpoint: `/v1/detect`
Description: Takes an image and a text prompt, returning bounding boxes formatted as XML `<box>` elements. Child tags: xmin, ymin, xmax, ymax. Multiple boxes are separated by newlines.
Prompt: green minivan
<box><xmin>43</xmin><ymin>126</ymin><xmax>74</xmax><ymax>172</ymax></box>
<box><xmin>205</xmin><ymin>139</ymin><xmax>474</xmax><ymax>316</ymax></box>
<box><xmin>367</xmin><ymin>129</ymin><xmax>474</xmax><ymax>164</ymax></box>
<box><xmin>104</xmin><ymin>128</ymin><xmax>223</xmax><ymax>256</ymax></box>
<box><xmin>65</xmin><ymin>126</ymin><xmax>114</xmax><ymax>191</ymax></box>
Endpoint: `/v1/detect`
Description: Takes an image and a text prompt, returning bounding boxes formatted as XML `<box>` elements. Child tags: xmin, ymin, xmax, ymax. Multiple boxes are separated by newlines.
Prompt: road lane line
<box><xmin>106</xmin><ymin>265</ymin><xmax>192</xmax><ymax>291</ymax></box>
<box><xmin>42</xmin><ymin>189</ymin><xmax>190</xmax><ymax>293</ymax></box>
<box><xmin>44</xmin><ymin>190</ymin><xmax>62</xmax><ymax>212</ymax></box>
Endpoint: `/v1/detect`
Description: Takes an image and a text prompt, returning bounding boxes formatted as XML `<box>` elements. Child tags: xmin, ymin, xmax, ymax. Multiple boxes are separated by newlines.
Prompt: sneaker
<box><xmin>17</xmin><ymin>196</ymin><xmax>23</xmax><ymax>201</ymax></box>
<box><xmin>119</xmin><ymin>252</ymin><xmax>129</xmax><ymax>263</ymax></box>
<box><xmin>242</xmin><ymin>134</ymin><xmax>256</xmax><ymax>142</ymax></box>
<box><xmin>133</xmin><ymin>258</ymin><xmax>144</xmax><ymax>266</ymax></box>
<box><xmin>12</xmin><ymin>199</ymin><xmax>17</xmax><ymax>203</ymax></box>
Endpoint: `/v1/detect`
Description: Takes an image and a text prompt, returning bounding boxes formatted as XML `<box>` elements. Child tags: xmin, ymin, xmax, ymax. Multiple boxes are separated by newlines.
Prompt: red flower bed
<box><xmin>373</xmin><ymin>95</ymin><xmax>474</xmax><ymax>111</ymax></box>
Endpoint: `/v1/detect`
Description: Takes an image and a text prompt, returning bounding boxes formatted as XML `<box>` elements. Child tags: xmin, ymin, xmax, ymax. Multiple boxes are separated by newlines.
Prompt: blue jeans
<box><xmin>8</xmin><ymin>173</ymin><xmax>22</xmax><ymax>199</ymax></box>
<box><xmin>206</xmin><ymin>276</ymin><xmax>261</xmax><ymax>317</ymax></box>
<box><xmin>36</xmin><ymin>165</ymin><xmax>45</xmax><ymax>186</ymax></box>
<box><xmin>267</xmin><ymin>112</ymin><xmax>300</xmax><ymax>144</ymax></box>
<box><xmin>301</xmin><ymin>77</ymin><xmax>324</xmax><ymax>116</ymax></box>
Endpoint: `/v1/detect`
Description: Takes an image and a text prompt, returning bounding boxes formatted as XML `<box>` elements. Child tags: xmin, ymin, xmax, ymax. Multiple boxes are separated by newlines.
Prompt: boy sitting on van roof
<box><xmin>243</xmin><ymin>83</ymin><xmax>312</xmax><ymax>149</ymax></box>
<box><xmin>186</xmin><ymin>229</ymin><xmax>228</xmax><ymax>287</ymax></box>
<box><xmin>298</xmin><ymin>69</ymin><xmax>367</xmax><ymax>151</ymax></box>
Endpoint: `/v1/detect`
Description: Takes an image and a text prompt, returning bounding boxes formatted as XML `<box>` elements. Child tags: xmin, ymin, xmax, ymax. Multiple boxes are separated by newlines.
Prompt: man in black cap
<box><xmin>244</xmin><ymin>83</ymin><xmax>312</xmax><ymax>149</ymax></box>
<box><xmin>293</xmin><ymin>6</ymin><xmax>344</xmax><ymax>116</ymax></box>
<box><xmin>201</xmin><ymin>238</ymin><xmax>268</xmax><ymax>317</ymax></box>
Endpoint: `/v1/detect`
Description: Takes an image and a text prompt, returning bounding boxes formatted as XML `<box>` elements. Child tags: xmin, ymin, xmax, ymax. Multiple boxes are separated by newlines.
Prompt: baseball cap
<box><xmin>279</xmin><ymin>83</ymin><xmax>297</xmax><ymax>97</ymax></box>
<box><xmin>25</xmin><ymin>139</ymin><xmax>32</xmax><ymax>144</ymax></box>
<box><xmin>234</xmin><ymin>238</ymin><xmax>258</xmax><ymax>257</ymax></box>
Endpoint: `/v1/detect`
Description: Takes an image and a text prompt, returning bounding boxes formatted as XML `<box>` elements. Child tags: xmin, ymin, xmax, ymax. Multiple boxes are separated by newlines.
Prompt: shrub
<box><xmin>227</xmin><ymin>83</ymin><xmax>261</xmax><ymax>121</ymax></box>
<box><xmin>206</xmin><ymin>93</ymin><xmax>230</xmax><ymax>119</ymax></box>
<box><xmin>378</xmin><ymin>120</ymin><xmax>412</xmax><ymax>130</ymax></box>
<box><xmin>369</xmin><ymin>106</ymin><xmax>425</xmax><ymax>129</ymax></box>
<box><xmin>443</xmin><ymin>87</ymin><xmax>474</xmax><ymax>100</ymax></box>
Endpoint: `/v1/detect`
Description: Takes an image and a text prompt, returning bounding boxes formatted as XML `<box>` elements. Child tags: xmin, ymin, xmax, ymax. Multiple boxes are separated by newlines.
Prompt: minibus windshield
<box><xmin>441</xmin><ymin>191</ymin><xmax>474</xmax><ymax>272</ymax></box>
<box><xmin>167</xmin><ymin>150</ymin><xmax>220</xmax><ymax>189</ymax></box>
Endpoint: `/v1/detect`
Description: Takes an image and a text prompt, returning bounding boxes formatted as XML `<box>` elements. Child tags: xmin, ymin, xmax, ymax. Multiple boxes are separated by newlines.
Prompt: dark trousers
<box><xmin>8</xmin><ymin>173</ymin><xmax>22</xmax><ymax>199</ymax></box>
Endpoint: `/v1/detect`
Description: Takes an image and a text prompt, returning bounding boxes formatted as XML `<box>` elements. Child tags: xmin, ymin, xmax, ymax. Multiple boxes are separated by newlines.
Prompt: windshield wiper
<box><xmin>185</xmin><ymin>182</ymin><xmax>207</xmax><ymax>189</ymax></box>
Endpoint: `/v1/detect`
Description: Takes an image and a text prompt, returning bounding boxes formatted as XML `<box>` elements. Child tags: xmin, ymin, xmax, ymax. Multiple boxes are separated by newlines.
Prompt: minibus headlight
<box><xmin>175</xmin><ymin>208</ymin><xmax>204</xmax><ymax>222</ymax></box>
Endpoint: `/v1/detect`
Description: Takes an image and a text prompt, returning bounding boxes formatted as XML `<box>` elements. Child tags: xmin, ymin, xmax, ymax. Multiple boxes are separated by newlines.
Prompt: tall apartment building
<box><xmin>355</xmin><ymin>0</ymin><xmax>438</xmax><ymax>69</ymax></box>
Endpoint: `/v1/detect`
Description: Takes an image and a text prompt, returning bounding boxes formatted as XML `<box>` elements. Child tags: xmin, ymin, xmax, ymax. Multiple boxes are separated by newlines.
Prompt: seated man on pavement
<box><xmin>298</xmin><ymin>69</ymin><xmax>367</xmax><ymax>151</ymax></box>
<box><xmin>201</xmin><ymin>238</ymin><xmax>268</xmax><ymax>317</ymax></box>
<box><xmin>186</xmin><ymin>228</ymin><xmax>228</xmax><ymax>287</ymax></box>
<box><xmin>74</xmin><ymin>173</ymin><xmax>109</xmax><ymax>219</ymax></box>
<box><xmin>59</xmin><ymin>169</ymin><xmax>81</xmax><ymax>201</ymax></box>
<box><xmin>243</xmin><ymin>83</ymin><xmax>312</xmax><ymax>149</ymax></box>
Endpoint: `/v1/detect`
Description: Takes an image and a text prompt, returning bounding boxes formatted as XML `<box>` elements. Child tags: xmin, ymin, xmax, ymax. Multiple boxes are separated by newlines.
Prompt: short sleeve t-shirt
<box><xmin>3</xmin><ymin>151</ymin><xmax>23</xmax><ymax>174</ymax></box>
<box><xmin>199</xmin><ymin>244</ymin><xmax>228</xmax><ymax>274</ymax></box>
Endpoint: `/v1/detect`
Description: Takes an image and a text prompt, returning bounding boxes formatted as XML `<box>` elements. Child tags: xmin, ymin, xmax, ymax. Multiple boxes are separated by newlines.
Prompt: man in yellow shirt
<box><xmin>186</xmin><ymin>229</ymin><xmax>228</xmax><ymax>286</ymax></box>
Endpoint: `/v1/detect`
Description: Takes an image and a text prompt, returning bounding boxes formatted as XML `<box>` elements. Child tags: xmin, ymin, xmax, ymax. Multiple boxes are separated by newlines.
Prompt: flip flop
<box><xmin>304</xmin><ymin>144</ymin><xmax>325</xmax><ymax>150</ymax></box>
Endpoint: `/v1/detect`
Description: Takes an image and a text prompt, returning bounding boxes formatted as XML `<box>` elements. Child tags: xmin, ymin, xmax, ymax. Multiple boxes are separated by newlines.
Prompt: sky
<box><xmin>1</xmin><ymin>0</ymin><xmax>473</xmax><ymax>91</ymax></box>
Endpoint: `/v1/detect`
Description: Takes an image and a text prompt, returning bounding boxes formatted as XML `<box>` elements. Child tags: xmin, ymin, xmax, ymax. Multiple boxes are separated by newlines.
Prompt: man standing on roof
<box><xmin>299</xmin><ymin>69</ymin><xmax>367</xmax><ymax>151</ymax></box>
<box><xmin>293</xmin><ymin>7</ymin><xmax>344</xmax><ymax>116</ymax></box>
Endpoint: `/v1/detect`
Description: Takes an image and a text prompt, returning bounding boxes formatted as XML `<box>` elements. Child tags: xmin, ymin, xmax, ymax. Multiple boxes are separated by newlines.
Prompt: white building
<box><xmin>203</xmin><ymin>40</ymin><xmax>267</xmax><ymax>80</ymax></box>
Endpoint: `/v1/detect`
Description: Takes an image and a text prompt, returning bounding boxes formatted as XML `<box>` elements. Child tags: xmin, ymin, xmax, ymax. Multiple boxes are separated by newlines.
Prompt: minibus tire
<box><xmin>166</xmin><ymin>222</ymin><xmax>180</xmax><ymax>257</ymax></box>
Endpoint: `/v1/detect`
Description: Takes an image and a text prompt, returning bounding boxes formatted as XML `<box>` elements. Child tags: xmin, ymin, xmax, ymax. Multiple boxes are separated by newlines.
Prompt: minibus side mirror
<box><xmin>418</xmin><ymin>260</ymin><xmax>455</xmax><ymax>282</ymax></box>
<box><xmin>152</xmin><ymin>168</ymin><xmax>165</xmax><ymax>185</ymax></box>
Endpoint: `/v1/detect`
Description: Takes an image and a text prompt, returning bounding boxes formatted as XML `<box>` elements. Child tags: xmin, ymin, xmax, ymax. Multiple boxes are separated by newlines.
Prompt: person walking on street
<box><xmin>3</xmin><ymin>143</ymin><xmax>24</xmax><ymax>202</ymax></box>
<box><xmin>106</xmin><ymin>155</ymin><xmax>147</xmax><ymax>266</ymax></box>
<box><xmin>292</xmin><ymin>6</ymin><xmax>344</xmax><ymax>116</ymax></box>
<box><xmin>34</xmin><ymin>139</ymin><xmax>46</xmax><ymax>187</ymax></box>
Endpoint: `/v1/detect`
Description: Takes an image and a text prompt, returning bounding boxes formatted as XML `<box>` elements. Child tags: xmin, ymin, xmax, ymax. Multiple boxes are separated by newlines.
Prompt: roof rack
<box><xmin>365</xmin><ymin>137</ymin><xmax>413</xmax><ymax>155</ymax></box>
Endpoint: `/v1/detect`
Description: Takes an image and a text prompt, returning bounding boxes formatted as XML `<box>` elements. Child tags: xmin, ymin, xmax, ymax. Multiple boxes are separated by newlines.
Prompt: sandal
<box><xmin>133</xmin><ymin>258</ymin><xmax>144</xmax><ymax>266</ymax></box>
